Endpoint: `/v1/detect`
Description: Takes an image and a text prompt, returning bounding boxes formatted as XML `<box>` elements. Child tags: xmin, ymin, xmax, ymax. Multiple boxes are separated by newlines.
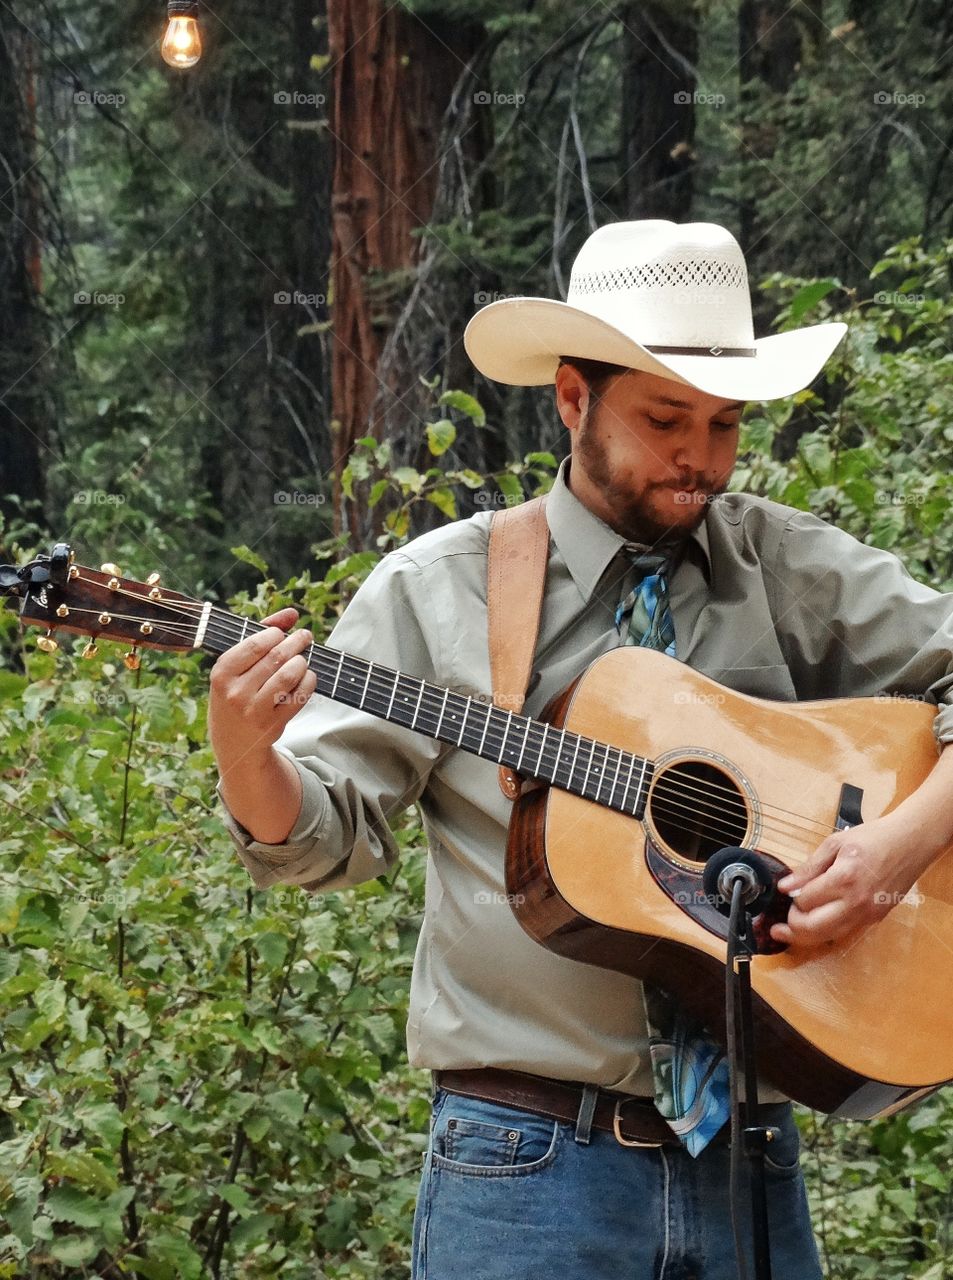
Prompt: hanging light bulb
<box><xmin>161</xmin><ymin>1</ymin><xmax>202</xmax><ymax>70</ymax></box>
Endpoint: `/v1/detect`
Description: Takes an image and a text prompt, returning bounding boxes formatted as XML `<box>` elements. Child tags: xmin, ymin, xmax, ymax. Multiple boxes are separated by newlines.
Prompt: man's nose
<box><xmin>672</xmin><ymin>430</ymin><xmax>710</xmax><ymax>474</ymax></box>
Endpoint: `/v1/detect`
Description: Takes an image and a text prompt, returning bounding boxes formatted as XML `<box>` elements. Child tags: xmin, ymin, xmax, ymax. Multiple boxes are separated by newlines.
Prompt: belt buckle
<box><xmin>612</xmin><ymin>1097</ymin><xmax>666</xmax><ymax>1149</ymax></box>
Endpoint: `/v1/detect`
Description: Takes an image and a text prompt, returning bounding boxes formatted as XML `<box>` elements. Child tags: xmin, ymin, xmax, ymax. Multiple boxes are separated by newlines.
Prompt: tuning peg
<box><xmin>100</xmin><ymin>562</ymin><xmax>122</xmax><ymax>577</ymax></box>
<box><xmin>36</xmin><ymin>631</ymin><xmax>58</xmax><ymax>653</ymax></box>
<box><xmin>81</xmin><ymin>641</ymin><xmax>98</xmax><ymax>660</ymax></box>
<box><xmin>146</xmin><ymin>572</ymin><xmax>161</xmax><ymax>586</ymax></box>
<box><xmin>123</xmin><ymin>648</ymin><xmax>141</xmax><ymax>671</ymax></box>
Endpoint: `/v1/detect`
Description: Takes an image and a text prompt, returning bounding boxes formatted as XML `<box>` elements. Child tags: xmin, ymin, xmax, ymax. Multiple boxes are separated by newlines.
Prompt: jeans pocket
<box><xmin>430</xmin><ymin>1094</ymin><xmax>562</xmax><ymax>1177</ymax></box>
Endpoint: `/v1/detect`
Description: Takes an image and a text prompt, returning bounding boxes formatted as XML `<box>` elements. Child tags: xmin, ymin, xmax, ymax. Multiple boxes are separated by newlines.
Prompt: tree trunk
<box><xmin>0</xmin><ymin>14</ymin><xmax>48</xmax><ymax>529</ymax></box>
<box><xmin>327</xmin><ymin>0</ymin><xmax>485</xmax><ymax>547</ymax></box>
<box><xmin>619</xmin><ymin>1</ymin><xmax>699</xmax><ymax>220</ymax></box>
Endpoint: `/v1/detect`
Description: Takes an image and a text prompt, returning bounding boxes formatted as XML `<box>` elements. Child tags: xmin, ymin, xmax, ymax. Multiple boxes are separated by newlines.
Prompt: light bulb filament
<box><xmin>161</xmin><ymin>15</ymin><xmax>202</xmax><ymax>69</ymax></box>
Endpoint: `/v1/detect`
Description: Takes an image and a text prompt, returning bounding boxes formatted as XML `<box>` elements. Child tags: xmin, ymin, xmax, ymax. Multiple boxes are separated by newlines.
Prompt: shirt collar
<box><xmin>545</xmin><ymin>455</ymin><xmax>712</xmax><ymax>599</ymax></box>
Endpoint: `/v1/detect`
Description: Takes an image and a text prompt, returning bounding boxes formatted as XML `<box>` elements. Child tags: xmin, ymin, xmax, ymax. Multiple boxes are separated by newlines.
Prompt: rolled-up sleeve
<box><xmin>764</xmin><ymin>508</ymin><xmax>953</xmax><ymax>749</ymax></box>
<box><xmin>216</xmin><ymin>550</ymin><xmax>445</xmax><ymax>892</ymax></box>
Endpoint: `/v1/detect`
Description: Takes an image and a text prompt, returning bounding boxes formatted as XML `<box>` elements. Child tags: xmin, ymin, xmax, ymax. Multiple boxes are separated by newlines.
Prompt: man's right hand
<box><xmin>208</xmin><ymin>607</ymin><xmax>317</xmax><ymax>775</ymax></box>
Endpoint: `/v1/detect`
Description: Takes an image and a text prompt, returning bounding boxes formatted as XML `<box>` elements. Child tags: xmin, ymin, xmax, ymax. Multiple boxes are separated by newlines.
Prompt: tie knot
<box><xmin>625</xmin><ymin>550</ymin><xmax>669</xmax><ymax>582</ymax></box>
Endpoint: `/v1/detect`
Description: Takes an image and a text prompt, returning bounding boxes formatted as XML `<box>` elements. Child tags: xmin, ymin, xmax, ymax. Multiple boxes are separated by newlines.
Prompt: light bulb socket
<box><xmin>167</xmin><ymin>1</ymin><xmax>199</xmax><ymax>16</ymax></box>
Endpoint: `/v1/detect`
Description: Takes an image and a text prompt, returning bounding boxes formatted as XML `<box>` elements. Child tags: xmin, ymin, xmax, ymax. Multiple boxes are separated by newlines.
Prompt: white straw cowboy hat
<box><xmin>463</xmin><ymin>220</ymin><xmax>846</xmax><ymax>401</ymax></box>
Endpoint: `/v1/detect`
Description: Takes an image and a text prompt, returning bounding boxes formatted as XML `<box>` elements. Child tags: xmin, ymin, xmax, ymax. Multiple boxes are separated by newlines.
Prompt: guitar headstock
<box><xmin>1</xmin><ymin>542</ymin><xmax>207</xmax><ymax>665</ymax></box>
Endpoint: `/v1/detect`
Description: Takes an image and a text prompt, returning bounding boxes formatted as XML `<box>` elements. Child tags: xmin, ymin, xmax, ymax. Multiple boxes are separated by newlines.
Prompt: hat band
<box><xmin>645</xmin><ymin>344</ymin><xmax>757</xmax><ymax>358</ymax></box>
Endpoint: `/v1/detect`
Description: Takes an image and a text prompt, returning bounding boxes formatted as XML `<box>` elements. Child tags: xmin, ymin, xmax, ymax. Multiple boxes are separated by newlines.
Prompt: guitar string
<box><xmin>50</xmin><ymin>586</ymin><xmax>831</xmax><ymax>852</ymax></box>
<box><xmin>87</xmin><ymin>585</ymin><xmax>834</xmax><ymax>840</ymax></box>
<box><xmin>52</xmin><ymin>582</ymin><xmax>839</xmax><ymax>846</ymax></box>
<box><xmin>59</xmin><ymin>574</ymin><xmax>822</xmax><ymax>828</ymax></box>
<box><xmin>56</xmin><ymin>578</ymin><xmax>847</xmax><ymax>845</ymax></box>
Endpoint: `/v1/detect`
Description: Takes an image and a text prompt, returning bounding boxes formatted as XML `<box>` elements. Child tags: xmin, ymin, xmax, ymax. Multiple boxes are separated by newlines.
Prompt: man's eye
<box><xmin>713</xmin><ymin>420</ymin><xmax>739</xmax><ymax>431</ymax></box>
<box><xmin>647</xmin><ymin>415</ymin><xmax>676</xmax><ymax>427</ymax></box>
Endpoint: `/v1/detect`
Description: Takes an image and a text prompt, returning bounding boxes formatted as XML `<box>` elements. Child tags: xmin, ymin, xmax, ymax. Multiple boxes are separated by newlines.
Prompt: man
<box><xmin>209</xmin><ymin>221</ymin><xmax>953</xmax><ymax>1278</ymax></box>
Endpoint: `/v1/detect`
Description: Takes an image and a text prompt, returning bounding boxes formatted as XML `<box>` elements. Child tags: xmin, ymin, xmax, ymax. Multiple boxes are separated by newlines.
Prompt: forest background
<box><xmin>1</xmin><ymin>0</ymin><xmax>953</xmax><ymax>1275</ymax></box>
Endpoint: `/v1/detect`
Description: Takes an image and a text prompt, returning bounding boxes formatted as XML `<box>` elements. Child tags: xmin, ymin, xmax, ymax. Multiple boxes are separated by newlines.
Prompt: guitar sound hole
<box><xmin>649</xmin><ymin>760</ymin><xmax>748</xmax><ymax>864</ymax></box>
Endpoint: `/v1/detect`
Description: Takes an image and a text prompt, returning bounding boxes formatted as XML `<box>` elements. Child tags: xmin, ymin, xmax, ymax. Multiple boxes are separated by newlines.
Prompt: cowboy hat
<box><xmin>463</xmin><ymin>220</ymin><xmax>846</xmax><ymax>401</ymax></box>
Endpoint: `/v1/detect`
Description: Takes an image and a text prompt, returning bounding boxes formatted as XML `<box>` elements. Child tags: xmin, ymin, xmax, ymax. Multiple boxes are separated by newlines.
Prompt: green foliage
<box><xmin>737</xmin><ymin>237</ymin><xmax>953</xmax><ymax>589</ymax></box>
<box><xmin>0</xmin><ymin>579</ymin><xmax>429</xmax><ymax>1277</ymax></box>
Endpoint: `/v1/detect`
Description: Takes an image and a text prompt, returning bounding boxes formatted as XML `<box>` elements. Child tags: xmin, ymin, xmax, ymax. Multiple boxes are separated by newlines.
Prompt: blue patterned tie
<box><xmin>617</xmin><ymin>550</ymin><xmax>731</xmax><ymax>1157</ymax></box>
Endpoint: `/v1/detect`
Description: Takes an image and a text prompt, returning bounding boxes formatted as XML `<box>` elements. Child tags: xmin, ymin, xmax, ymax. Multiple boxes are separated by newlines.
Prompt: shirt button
<box><xmin>507</xmin><ymin>1130</ymin><xmax>519</xmax><ymax>1141</ymax></box>
<box><xmin>447</xmin><ymin>1119</ymin><xmax>456</xmax><ymax>1130</ymax></box>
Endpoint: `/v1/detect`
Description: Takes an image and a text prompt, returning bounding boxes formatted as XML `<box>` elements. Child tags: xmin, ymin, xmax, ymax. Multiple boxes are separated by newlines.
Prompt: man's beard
<box><xmin>573</xmin><ymin>408</ymin><xmax>725</xmax><ymax>547</ymax></box>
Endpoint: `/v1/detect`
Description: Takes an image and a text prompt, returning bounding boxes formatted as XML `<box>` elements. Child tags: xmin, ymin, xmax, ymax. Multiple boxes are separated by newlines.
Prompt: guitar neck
<box><xmin>197</xmin><ymin>608</ymin><xmax>654</xmax><ymax>819</ymax></box>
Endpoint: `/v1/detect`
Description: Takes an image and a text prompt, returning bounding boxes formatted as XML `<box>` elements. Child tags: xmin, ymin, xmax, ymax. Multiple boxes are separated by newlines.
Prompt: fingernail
<box><xmin>786</xmin><ymin>888</ymin><xmax>802</xmax><ymax>899</ymax></box>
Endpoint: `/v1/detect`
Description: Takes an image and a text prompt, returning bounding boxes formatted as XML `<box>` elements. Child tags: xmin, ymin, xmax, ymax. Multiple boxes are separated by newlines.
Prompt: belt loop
<box><xmin>574</xmin><ymin>1084</ymin><xmax>598</xmax><ymax>1145</ymax></box>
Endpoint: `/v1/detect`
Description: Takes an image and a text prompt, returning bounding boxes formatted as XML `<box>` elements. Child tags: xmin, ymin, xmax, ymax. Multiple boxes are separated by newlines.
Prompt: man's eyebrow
<box><xmin>647</xmin><ymin>395</ymin><xmax>745</xmax><ymax>412</ymax></box>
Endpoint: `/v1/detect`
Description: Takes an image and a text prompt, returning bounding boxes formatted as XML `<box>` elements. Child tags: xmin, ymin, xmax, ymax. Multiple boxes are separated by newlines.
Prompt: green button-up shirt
<box><xmin>217</xmin><ymin>457</ymin><xmax>953</xmax><ymax>1100</ymax></box>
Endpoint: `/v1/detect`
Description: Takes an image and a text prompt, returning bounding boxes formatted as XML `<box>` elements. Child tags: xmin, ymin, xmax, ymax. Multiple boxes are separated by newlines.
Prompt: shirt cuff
<box><xmin>215</xmin><ymin>749</ymin><xmax>332</xmax><ymax>888</ymax></box>
<box><xmin>932</xmin><ymin>702</ymin><xmax>953</xmax><ymax>751</ymax></box>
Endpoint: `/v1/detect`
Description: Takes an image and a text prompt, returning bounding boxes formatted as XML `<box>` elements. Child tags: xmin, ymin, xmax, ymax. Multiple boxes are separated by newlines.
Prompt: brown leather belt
<box><xmin>433</xmin><ymin>1067</ymin><xmax>726</xmax><ymax>1149</ymax></box>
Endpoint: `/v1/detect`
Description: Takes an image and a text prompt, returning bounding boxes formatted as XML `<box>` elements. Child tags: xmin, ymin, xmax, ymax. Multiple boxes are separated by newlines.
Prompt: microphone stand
<box><xmin>704</xmin><ymin>850</ymin><xmax>783</xmax><ymax>1280</ymax></box>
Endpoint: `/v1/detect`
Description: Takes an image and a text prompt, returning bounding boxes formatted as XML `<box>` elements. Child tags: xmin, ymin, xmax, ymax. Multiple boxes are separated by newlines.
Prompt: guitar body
<box><xmin>507</xmin><ymin>646</ymin><xmax>953</xmax><ymax>1118</ymax></box>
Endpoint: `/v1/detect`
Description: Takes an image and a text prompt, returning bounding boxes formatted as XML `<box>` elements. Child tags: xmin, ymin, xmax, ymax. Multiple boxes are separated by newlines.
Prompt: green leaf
<box><xmin>392</xmin><ymin>466</ymin><xmax>424</xmax><ymax>493</ymax></box>
<box><xmin>265</xmin><ymin>1089</ymin><xmax>306</xmax><ymax>1124</ymax></box>
<box><xmin>425</xmin><ymin>487</ymin><xmax>457</xmax><ymax>519</ymax></box>
<box><xmin>230</xmin><ymin>545</ymin><xmax>269</xmax><ymax>575</ymax></box>
<box><xmin>75</xmin><ymin>1101</ymin><xmax>125</xmax><ymax>1150</ymax></box>
<box><xmin>49</xmin><ymin>1233</ymin><xmax>98</xmax><ymax>1265</ymax></box>
<box><xmin>426</xmin><ymin>419</ymin><xmax>456</xmax><ymax>456</ymax></box>
<box><xmin>219</xmin><ymin>1182</ymin><xmax>254</xmax><ymax>1216</ymax></box>
<box><xmin>245</xmin><ymin>1113</ymin><xmax>271</xmax><ymax>1142</ymax></box>
<box><xmin>438</xmin><ymin>389</ymin><xmax>486</xmax><ymax>426</ymax></box>
<box><xmin>34</xmin><ymin>978</ymin><xmax>67</xmax><ymax>1023</ymax></box>
<box><xmin>0</xmin><ymin>886</ymin><xmax>21</xmax><ymax>933</ymax></box>
<box><xmin>787</xmin><ymin>279</ymin><xmax>839</xmax><ymax>323</ymax></box>
<box><xmin>46</xmin><ymin>1151</ymin><xmax>118</xmax><ymax>1195</ymax></box>
<box><xmin>494</xmin><ymin>473</ymin><xmax>524</xmax><ymax>506</ymax></box>
<box><xmin>46</xmin><ymin>1184</ymin><xmax>106</xmax><ymax>1228</ymax></box>
<box><xmin>368</xmin><ymin>478</ymin><xmax>390</xmax><ymax>508</ymax></box>
<box><xmin>256</xmin><ymin>931</ymin><xmax>288</xmax><ymax>967</ymax></box>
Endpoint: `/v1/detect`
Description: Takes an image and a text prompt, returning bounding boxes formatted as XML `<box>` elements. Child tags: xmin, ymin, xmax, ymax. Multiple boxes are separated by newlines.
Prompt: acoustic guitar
<box><xmin>4</xmin><ymin>543</ymin><xmax>952</xmax><ymax>1119</ymax></box>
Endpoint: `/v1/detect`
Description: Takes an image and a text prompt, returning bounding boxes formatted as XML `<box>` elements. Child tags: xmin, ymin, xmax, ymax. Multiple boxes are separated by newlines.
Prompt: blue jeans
<box><xmin>411</xmin><ymin>1087</ymin><xmax>823</xmax><ymax>1279</ymax></box>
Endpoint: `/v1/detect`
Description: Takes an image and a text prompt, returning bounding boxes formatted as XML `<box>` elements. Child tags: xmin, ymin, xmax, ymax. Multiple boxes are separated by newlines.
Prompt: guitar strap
<box><xmin>487</xmin><ymin>495</ymin><xmax>550</xmax><ymax>800</ymax></box>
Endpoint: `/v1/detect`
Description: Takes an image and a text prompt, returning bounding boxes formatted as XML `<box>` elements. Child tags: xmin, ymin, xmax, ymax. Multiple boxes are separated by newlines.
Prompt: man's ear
<box><xmin>554</xmin><ymin>362</ymin><xmax>590</xmax><ymax>433</ymax></box>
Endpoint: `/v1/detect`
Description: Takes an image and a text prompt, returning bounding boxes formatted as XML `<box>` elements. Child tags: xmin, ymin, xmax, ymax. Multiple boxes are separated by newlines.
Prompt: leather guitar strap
<box><xmin>487</xmin><ymin>495</ymin><xmax>550</xmax><ymax>800</ymax></box>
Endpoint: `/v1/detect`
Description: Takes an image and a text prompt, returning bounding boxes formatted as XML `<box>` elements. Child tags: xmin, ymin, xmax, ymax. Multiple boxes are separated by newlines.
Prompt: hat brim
<box><xmin>463</xmin><ymin>298</ymin><xmax>847</xmax><ymax>402</ymax></box>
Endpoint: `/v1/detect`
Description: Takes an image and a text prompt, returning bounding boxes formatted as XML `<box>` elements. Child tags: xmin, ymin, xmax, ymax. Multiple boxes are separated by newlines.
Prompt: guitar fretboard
<box><xmin>199</xmin><ymin>611</ymin><xmax>654</xmax><ymax>818</ymax></box>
